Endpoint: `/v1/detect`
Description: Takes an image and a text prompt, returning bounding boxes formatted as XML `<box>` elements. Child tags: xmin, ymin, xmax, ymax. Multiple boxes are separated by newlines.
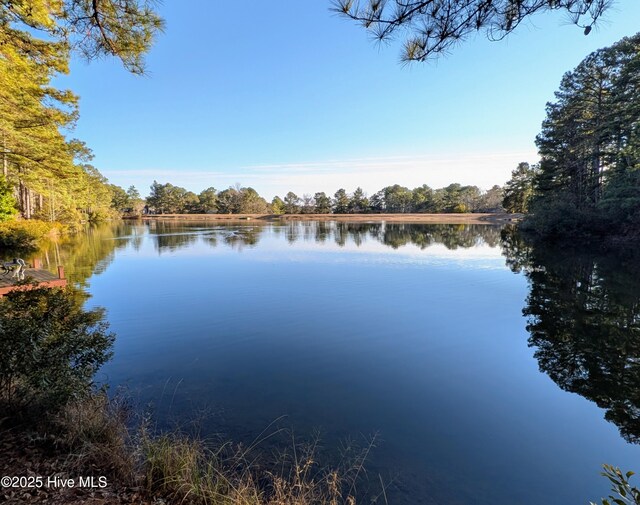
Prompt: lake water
<box><xmin>31</xmin><ymin>220</ymin><xmax>640</xmax><ymax>504</ymax></box>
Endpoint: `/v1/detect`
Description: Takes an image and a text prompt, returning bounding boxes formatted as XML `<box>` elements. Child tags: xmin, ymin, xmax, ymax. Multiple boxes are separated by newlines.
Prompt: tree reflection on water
<box><xmin>502</xmin><ymin>227</ymin><xmax>640</xmax><ymax>444</ymax></box>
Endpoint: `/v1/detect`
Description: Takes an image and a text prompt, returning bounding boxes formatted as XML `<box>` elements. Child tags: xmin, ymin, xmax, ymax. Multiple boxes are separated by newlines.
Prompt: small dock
<box><xmin>0</xmin><ymin>263</ymin><xmax>67</xmax><ymax>297</ymax></box>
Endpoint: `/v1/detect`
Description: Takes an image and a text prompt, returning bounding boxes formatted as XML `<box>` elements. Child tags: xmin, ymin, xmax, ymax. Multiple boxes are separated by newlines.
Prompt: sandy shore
<box><xmin>137</xmin><ymin>213</ymin><xmax>521</xmax><ymax>224</ymax></box>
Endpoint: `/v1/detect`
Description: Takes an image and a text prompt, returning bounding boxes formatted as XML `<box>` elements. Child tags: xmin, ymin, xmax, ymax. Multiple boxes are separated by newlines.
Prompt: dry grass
<box><xmin>142</xmin><ymin>433</ymin><xmax>261</xmax><ymax>505</ymax></box>
<box><xmin>54</xmin><ymin>392</ymin><xmax>136</xmax><ymax>484</ymax></box>
<box><xmin>140</xmin><ymin>429</ymin><xmax>380</xmax><ymax>505</ymax></box>
<box><xmin>43</xmin><ymin>392</ymin><xmax>382</xmax><ymax>505</ymax></box>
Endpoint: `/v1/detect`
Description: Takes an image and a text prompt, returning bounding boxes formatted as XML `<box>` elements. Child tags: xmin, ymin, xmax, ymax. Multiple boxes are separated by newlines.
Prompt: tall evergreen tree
<box><xmin>503</xmin><ymin>162</ymin><xmax>537</xmax><ymax>213</ymax></box>
<box><xmin>271</xmin><ymin>196</ymin><xmax>285</xmax><ymax>215</ymax></box>
<box><xmin>333</xmin><ymin>189</ymin><xmax>350</xmax><ymax>214</ymax></box>
<box><xmin>383</xmin><ymin>185</ymin><xmax>413</xmax><ymax>213</ymax></box>
<box><xmin>529</xmin><ymin>33</ymin><xmax>640</xmax><ymax>237</ymax></box>
<box><xmin>0</xmin><ymin>0</ymin><xmax>163</xmax><ymax>223</ymax></box>
<box><xmin>198</xmin><ymin>187</ymin><xmax>219</xmax><ymax>214</ymax></box>
<box><xmin>313</xmin><ymin>192</ymin><xmax>332</xmax><ymax>214</ymax></box>
<box><xmin>348</xmin><ymin>187</ymin><xmax>369</xmax><ymax>213</ymax></box>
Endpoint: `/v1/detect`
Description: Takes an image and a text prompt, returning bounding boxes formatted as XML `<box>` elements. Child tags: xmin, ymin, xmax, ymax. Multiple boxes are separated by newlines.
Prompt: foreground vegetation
<box><xmin>0</xmin><ymin>286</ymin><xmax>379</xmax><ymax>505</ymax></box>
<box><xmin>3</xmin><ymin>391</ymin><xmax>373</xmax><ymax>505</ymax></box>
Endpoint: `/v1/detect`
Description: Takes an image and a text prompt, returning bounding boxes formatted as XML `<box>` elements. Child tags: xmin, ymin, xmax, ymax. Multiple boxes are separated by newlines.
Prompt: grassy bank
<box><xmin>1</xmin><ymin>391</ymin><xmax>373</xmax><ymax>505</ymax></box>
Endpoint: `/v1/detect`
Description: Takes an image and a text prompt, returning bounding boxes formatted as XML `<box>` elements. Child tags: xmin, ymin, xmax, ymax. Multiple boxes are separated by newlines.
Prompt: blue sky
<box><xmin>58</xmin><ymin>1</ymin><xmax>640</xmax><ymax>199</ymax></box>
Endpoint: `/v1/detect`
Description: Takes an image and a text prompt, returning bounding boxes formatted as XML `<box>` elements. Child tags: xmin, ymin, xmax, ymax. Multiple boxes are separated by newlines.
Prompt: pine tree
<box><xmin>530</xmin><ymin>33</ymin><xmax>640</xmax><ymax>237</ymax></box>
<box><xmin>0</xmin><ymin>1</ymin><xmax>163</xmax><ymax>223</ymax></box>
<box><xmin>335</xmin><ymin>0</ymin><xmax>611</xmax><ymax>63</ymax></box>
<box><xmin>313</xmin><ymin>192</ymin><xmax>332</xmax><ymax>214</ymax></box>
<box><xmin>271</xmin><ymin>196</ymin><xmax>285</xmax><ymax>215</ymax></box>
<box><xmin>333</xmin><ymin>189</ymin><xmax>350</xmax><ymax>214</ymax></box>
<box><xmin>503</xmin><ymin>163</ymin><xmax>537</xmax><ymax>213</ymax></box>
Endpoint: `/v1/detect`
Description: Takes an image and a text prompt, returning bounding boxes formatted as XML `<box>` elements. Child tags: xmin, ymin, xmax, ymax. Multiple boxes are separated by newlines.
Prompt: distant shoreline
<box><xmin>133</xmin><ymin>213</ymin><xmax>521</xmax><ymax>224</ymax></box>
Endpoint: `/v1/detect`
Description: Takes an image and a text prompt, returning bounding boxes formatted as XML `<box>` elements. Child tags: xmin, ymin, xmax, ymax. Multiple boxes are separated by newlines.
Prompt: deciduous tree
<box><xmin>198</xmin><ymin>187</ymin><xmax>219</xmax><ymax>214</ymax></box>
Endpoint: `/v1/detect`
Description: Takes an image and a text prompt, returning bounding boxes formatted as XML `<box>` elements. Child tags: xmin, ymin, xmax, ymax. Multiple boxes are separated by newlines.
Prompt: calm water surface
<box><xmin>35</xmin><ymin>221</ymin><xmax>640</xmax><ymax>504</ymax></box>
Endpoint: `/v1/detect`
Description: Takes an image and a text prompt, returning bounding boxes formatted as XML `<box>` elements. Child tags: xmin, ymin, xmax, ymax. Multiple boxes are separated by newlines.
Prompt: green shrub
<box><xmin>0</xmin><ymin>219</ymin><xmax>65</xmax><ymax>250</ymax></box>
<box><xmin>0</xmin><ymin>286</ymin><xmax>114</xmax><ymax>411</ymax></box>
<box><xmin>591</xmin><ymin>464</ymin><xmax>640</xmax><ymax>505</ymax></box>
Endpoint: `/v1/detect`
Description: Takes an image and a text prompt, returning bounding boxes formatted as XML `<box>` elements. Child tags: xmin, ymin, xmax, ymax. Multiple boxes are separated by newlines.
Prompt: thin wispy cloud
<box><xmin>243</xmin><ymin>151</ymin><xmax>537</xmax><ymax>174</ymax></box>
<box><xmin>103</xmin><ymin>149</ymin><xmax>538</xmax><ymax>198</ymax></box>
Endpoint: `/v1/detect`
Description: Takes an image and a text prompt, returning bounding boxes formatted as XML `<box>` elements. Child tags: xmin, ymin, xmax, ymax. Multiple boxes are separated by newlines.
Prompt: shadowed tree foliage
<box><xmin>503</xmin><ymin>162</ymin><xmax>538</xmax><ymax>213</ymax></box>
<box><xmin>502</xmin><ymin>227</ymin><xmax>640</xmax><ymax>444</ymax></box>
<box><xmin>147</xmin><ymin>181</ymin><xmax>189</xmax><ymax>214</ymax></box>
<box><xmin>477</xmin><ymin>184</ymin><xmax>504</xmax><ymax>212</ymax></box>
<box><xmin>237</xmin><ymin>187</ymin><xmax>270</xmax><ymax>214</ymax></box>
<box><xmin>142</xmin><ymin>182</ymin><xmax>506</xmax><ymax>215</ymax></box>
<box><xmin>0</xmin><ymin>286</ymin><xmax>114</xmax><ymax>410</ymax></box>
<box><xmin>348</xmin><ymin>187</ymin><xmax>369</xmax><ymax>213</ymax></box>
<box><xmin>129</xmin><ymin>169</ymin><xmax>516</xmax><ymax>217</ymax></box>
<box><xmin>411</xmin><ymin>184</ymin><xmax>433</xmax><ymax>212</ymax></box>
<box><xmin>383</xmin><ymin>184</ymin><xmax>412</xmax><ymax>212</ymax></box>
<box><xmin>526</xmin><ymin>33</ymin><xmax>640</xmax><ymax>239</ymax></box>
<box><xmin>110</xmin><ymin>184</ymin><xmax>129</xmax><ymax>213</ymax></box>
<box><xmin>333</xmin><ymin>0</ymin><xmax>609</xmax><ymax>62</ymax></box>
<box><xmin>215</xmin><ymin>186</ymin><xmax>266</xmax><ymax>214</ymax></box>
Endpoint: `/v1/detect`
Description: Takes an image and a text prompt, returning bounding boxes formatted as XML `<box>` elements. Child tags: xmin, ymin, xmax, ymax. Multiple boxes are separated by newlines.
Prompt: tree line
<box><xmin>117</xmin><ymin>180</ymin><xmax>506</xmax><ymax>215</ymax></box>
